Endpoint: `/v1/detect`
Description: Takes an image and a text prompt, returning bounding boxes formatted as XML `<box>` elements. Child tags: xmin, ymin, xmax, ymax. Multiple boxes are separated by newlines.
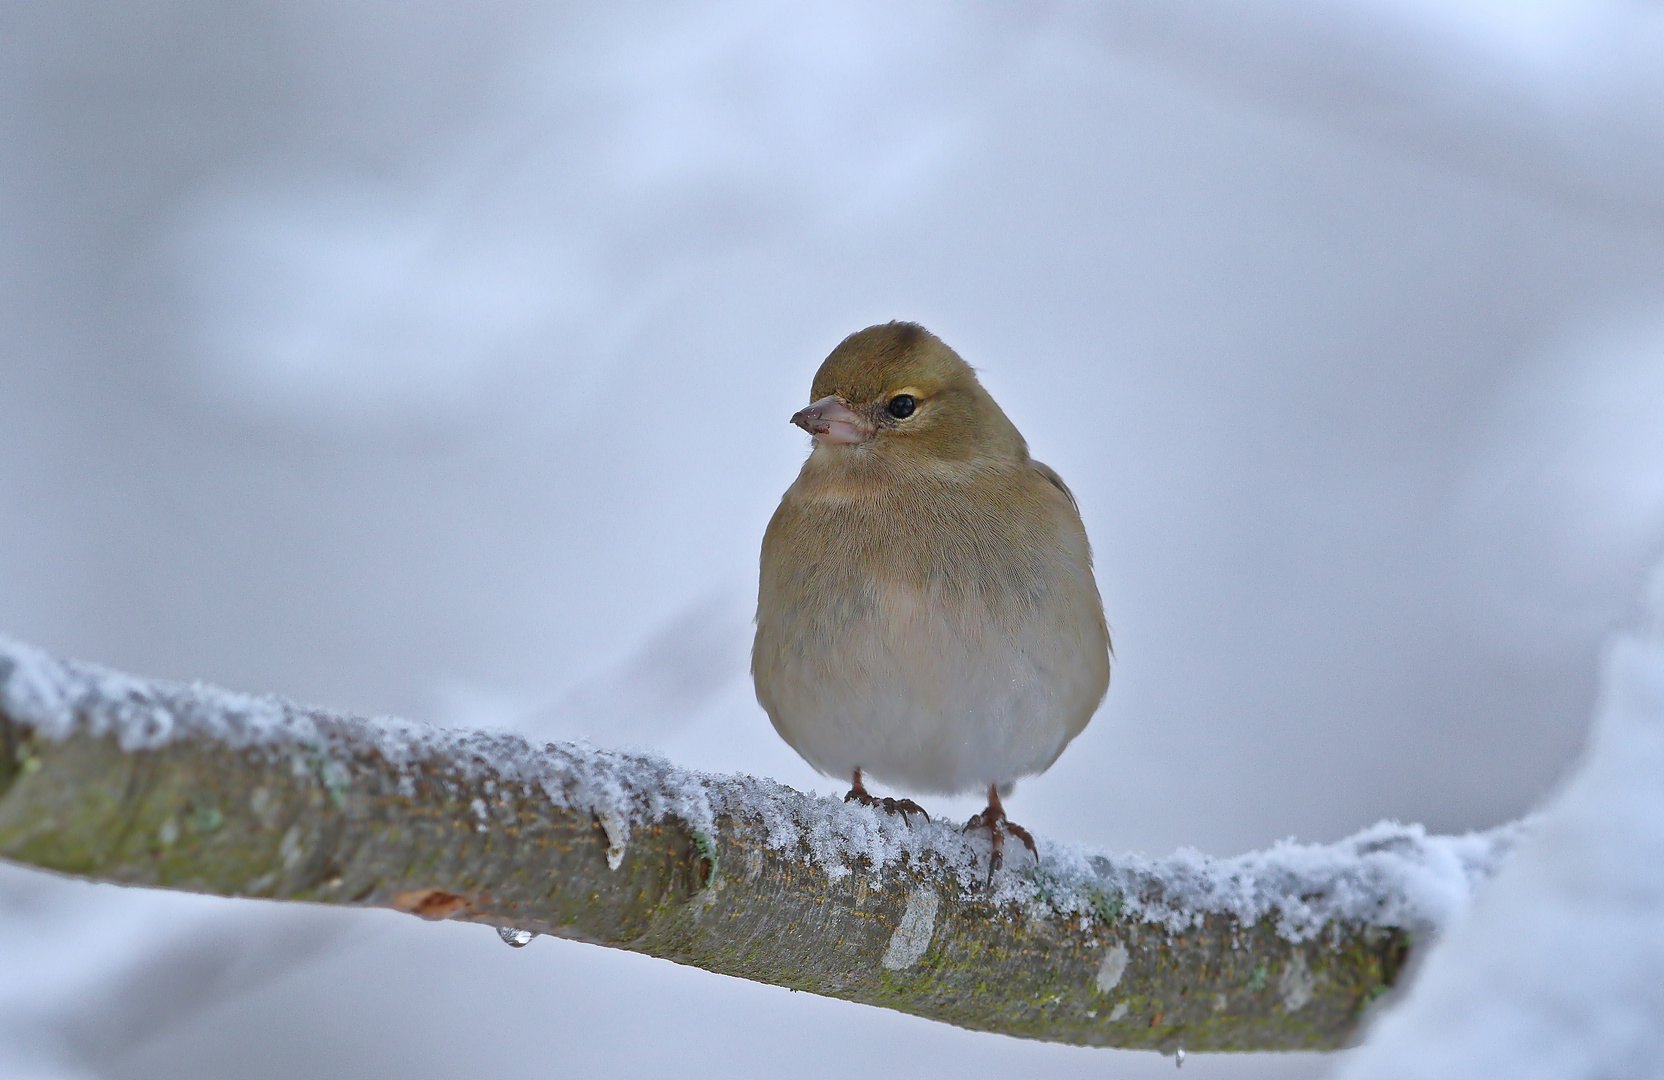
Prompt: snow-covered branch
<box><xmin>0</xmin><ymin>637</ymin><xmax>1515</xmax><ymax>1054</ymax></box>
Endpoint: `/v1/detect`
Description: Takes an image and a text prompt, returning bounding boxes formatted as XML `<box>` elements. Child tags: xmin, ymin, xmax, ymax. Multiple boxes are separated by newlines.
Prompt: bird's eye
<box><xmin>886</xmin><ymin>394</ymin><xmax>917</xmax><ymax>419</ymax></box>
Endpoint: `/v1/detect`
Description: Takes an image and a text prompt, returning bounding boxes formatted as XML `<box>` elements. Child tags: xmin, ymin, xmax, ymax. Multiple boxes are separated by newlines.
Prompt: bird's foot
<box><xmin>963</xmin><ymin>786</ymin><xmax>1038</xmax><ymax>885</ymax></box>
<box><xmin>844</xmin><ymin>787</ymin><xmax>930</xmax><ymax>825</ymax></box>
<box><xmin>844</xmin><ymin>769</ymin><xmax>929</xmax><ymax>825</ymax></box>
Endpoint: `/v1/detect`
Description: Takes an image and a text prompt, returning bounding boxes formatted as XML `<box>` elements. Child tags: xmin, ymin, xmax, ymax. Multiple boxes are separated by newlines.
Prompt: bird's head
<box><xmin>792</xmin><ymin>322</ymin><xmax>1026</xmax><ymax>464</ymax></box>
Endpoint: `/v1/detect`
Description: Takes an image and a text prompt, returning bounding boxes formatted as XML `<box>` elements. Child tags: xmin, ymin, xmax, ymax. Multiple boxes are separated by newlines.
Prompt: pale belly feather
<box><xmin>753</xmin><ymin>456</ymin><xmax>1109</xmax><ymax>796</ymax></box>
<box><xmin>758</xmin><ymin>574</ymin><xmax>1104</xmax><ymax>795</ymax></box>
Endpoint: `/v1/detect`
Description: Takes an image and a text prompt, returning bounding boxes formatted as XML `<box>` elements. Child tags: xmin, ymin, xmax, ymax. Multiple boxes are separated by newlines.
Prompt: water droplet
<box><xmin>1175</xmin><ymin>1047</ymin><xmax>1186</xmax><ymax>1068</ymax></box>
<box><xmin>497</xmin><ymin>926</ymin><xmax>536</xmax><ymax>948</ymax></box>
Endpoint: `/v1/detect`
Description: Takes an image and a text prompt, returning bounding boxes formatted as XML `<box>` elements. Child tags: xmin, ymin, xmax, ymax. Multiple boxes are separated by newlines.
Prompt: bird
<box><xmin>752</xmin><ymin>321</ymin><xmax>1111</xmax><ymax>878</ymax></box>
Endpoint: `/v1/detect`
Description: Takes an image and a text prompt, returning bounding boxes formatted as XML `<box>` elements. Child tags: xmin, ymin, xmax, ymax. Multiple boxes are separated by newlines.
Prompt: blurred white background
<box><xmin>3</xmin><ymin>1</ymin><xmax>1664</xmax><ymax>1077</ymax></box>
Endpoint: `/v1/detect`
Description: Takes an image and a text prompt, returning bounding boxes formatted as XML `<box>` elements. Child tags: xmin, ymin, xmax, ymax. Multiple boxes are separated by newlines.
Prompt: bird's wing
<box><xmin>1027</xmin><ymin>458</ymin><xmax>1111</xmax><ymax>663</ymax></box>
<box><xmin>1028</xmin><ymin>460</ymin><xmax>1079</xmax><ymax>513</ymax></box>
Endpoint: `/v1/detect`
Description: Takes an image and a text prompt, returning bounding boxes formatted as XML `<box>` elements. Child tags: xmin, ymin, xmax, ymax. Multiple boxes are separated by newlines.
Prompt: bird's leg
<box><xmin>843</xmin><ymin>768</ymin><xmax>929</xmax><ymax>825</ymax></box>
<box><xmin>963</xmin><ymin>784</ymin><xmax>1038</xmax><ymax>884</ymax></box>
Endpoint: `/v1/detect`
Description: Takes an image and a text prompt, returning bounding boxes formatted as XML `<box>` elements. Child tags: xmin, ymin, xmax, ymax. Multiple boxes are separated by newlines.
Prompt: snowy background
<box><xmin>3</xmin><ymin>1</ymin><xmax>1664</xmax><ymax>1077</ymax></box>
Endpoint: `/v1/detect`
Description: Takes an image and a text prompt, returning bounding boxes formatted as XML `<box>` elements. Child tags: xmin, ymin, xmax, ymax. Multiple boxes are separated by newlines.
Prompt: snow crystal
<box><xmin>713</xmin><ymin>774</ymin><xmax>1519</xmax><ymax>940</ymax></box>
<box><xmin>0</xmin><ymin>636</ymin><xmax>307</xmax><ymax>751</ymax></box>
<box><xmin>0</xmin><ymin>634</ymin><xmax>718</xmax><ymax>862</ymax></box>
<box><xmin>0</xmin><ymin>634</ymin><xmax>1517</xmax><ymax>941</ymax></box>
<box><xmin>1337</xmin><ymin>615</ymin><xmax>1664</xmax><ymax>1079</ymax></box>
<box><xmin>1075</xmin><ymin>818</ymin><xmax>1524</xmax><ymax>941</ymax></box>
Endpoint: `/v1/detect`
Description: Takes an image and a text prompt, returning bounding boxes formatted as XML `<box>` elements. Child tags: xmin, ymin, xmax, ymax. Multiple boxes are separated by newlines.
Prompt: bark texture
<box><xmin>0</xmin><ymin>643</ymin><xmax>1413</xmax><ymax>1055</ymax></box>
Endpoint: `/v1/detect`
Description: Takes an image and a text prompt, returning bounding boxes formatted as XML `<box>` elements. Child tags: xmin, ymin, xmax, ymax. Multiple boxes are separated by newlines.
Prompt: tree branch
<box><xmin>0</xmin><ymin>637</ymin><xmax>1515</xmax><ymax>1055</ymax></box>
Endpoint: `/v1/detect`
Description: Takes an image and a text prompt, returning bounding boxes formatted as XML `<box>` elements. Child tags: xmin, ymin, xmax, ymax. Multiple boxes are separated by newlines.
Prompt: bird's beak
<box><xmin>791</xmin><ymin>396</ymin><xmax>871</xmax><ymax>445</ymax></box>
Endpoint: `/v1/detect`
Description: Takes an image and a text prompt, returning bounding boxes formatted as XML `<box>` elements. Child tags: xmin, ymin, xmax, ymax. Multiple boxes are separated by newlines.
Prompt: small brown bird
<box><xmin>753</xmin><ymin>322</ymin><xmax>1111</xmax><ymax>874</ymax></box>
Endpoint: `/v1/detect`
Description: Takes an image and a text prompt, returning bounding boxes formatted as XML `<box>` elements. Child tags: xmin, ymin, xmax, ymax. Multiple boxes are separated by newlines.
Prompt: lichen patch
<box><xmin>1280</xmin><ymin>951</ymin><xmax>1316</xmax><ymax>1012</ymax></box>
<box><xmin>881</xmin><ymin>887</ymin><xmax>938</xmax><ymax>969</ymax></box>
<box><xmin>1096</xmin><ymin>940</ymin><xmax>1129</xmax><ymax>993</ymax></box>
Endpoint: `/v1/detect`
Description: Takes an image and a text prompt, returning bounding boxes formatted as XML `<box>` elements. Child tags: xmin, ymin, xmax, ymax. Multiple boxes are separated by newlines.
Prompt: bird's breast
<box><xmin>753</xmin><ymin>465</ymin><xmax>1109</xmax><ymax>794</ymax></box>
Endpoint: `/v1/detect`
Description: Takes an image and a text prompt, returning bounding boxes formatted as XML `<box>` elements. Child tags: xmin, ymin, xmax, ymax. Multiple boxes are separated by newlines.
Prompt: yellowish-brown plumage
<box><xmin>753</xmin><ymin>323</ymin><xmax>1111</xmax><ymax>827</ymax></box>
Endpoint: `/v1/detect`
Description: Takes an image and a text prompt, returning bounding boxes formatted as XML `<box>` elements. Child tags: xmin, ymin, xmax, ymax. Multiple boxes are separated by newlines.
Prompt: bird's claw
<box><xmin>844</xmin><ymin>787</ymin><xmax>929</xmax><ymax>825</ymax></box>
<box><xmin>963</xmin><ymin>797</ymin><xmax>1038</xmax><ymax>886</ymax></box>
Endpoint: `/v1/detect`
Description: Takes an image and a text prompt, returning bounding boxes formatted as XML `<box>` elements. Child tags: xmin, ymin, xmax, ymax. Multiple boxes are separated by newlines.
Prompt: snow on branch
<box><xmin>0</xmin><ymin>637</ymin><xmax>1517</xmax><ymax>1054</ymax></box>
